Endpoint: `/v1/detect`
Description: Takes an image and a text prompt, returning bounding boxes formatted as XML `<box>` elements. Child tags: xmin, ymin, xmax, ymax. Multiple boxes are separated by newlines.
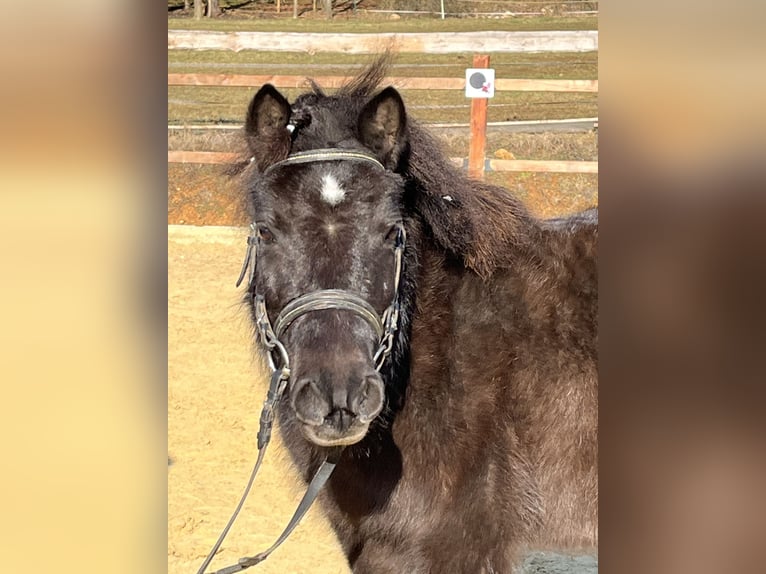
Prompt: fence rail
<box><xmin>358</xmin><ymin>9</ymin><xmax>598</xmax><ymax>17</ymax></box>
<box><xmin>168</xmin><ymin>73</ymin><xmax>597</xmax><ymax>93</ymax></box>
<box><xmin>168</xmin><ymin>30</ymin><xmax>598</xmax><ymax>54</ymax></box>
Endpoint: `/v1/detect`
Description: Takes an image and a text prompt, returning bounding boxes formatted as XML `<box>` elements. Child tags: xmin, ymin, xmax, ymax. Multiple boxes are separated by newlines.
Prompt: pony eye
<box><xmin>258</xmin><ymin>226</ymin><xmax>275</xmax><ymax>243</ymax></box>
<box><xmin>385</xmin><ymin>226</ymin><xmax>399</xmax><ymax>242</ymax></box>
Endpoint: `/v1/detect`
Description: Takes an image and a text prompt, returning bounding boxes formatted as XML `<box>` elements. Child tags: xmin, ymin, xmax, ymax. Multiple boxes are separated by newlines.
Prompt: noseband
<box><xmin>252</xmin><ymin>235</ymin><xmax>405</xmax><ymax>374</ymax></box>
<box><xmin>198</xmin><ymin>149</ymin><xmax>406</xmax><ymax>574</ymax></box>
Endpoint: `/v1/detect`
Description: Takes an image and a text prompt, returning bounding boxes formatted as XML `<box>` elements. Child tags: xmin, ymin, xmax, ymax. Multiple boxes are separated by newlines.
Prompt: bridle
<box><xmin>197</xmin><ymin>149</ymin><xmax>406</xmax><ymax>574</ymax></box>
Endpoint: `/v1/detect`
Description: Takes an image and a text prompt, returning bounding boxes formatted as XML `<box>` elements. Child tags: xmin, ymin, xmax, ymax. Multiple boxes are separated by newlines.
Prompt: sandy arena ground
<box><xmin>169</xmin><ymin>225</ymin><xmax>351</xmax><ymax>574</ymax></box>
<box><xmin>168</xmin><ymin>225</ymin><xmax>597</xmax><ymax>574</ymax></box>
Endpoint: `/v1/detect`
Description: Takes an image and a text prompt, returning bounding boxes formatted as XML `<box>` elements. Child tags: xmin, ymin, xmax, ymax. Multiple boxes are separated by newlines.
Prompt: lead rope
<box><xmin>197</xmin><ymin>225</ymin><xmax>302</xmax><ymax>574</ymax></box>
<box><xmin>195</xmin><ymin>368</ymin><xmax>288</xmax><ymax>574</ymax></box>
<box><xmin>196</xmin><ymin>322</ymin><xmax>337</xmax><ymax>574</ymax></box>
<box><xmin>205</xmin><ymin>447</ymin><xmax>343</xmax><ymax>574</ymax></box>
<box><xmin>197</xmin><ymin>223</ymin><xmax>405</xmax><ymax>574</ymax></box>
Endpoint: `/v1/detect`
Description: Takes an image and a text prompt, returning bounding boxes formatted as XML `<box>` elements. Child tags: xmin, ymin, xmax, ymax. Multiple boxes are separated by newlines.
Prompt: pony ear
<box><xmin>246</xmin><ymin>84</ymin><xmax>291</xmax><ymax>138</ymax></box>
<box><xmin>358</xmin><ymin>87</ymin><xmax>407</xmax><ymax>166</ymax></box>
<box><xmin>244</xmin><ymin>85</ymin><xmax>292</xmax><ymax>171</ymax></box>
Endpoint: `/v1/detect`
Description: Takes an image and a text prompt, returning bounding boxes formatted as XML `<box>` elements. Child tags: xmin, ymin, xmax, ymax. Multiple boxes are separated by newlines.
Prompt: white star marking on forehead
<box><xmin>320</xmin><ymin>173</ymin><xmax>346</xmax><ymax>206</ymax></box>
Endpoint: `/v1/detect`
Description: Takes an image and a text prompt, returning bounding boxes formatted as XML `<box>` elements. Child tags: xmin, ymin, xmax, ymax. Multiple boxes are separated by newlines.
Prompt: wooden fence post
<box><xmin>468</xmin><ymin>54</ymin><xmax>490</xmax><ymax>179</ymax></box>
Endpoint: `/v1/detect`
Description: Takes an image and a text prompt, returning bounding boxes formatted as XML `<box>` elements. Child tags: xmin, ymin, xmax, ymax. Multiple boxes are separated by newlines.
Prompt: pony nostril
<box><xmin>324</xmin><ymin>409</ymin><xmax>356</xmax><ymax>433</ymax></box>
<box><xmin>291</xmin><ymin>378</ymin><xmax>329</xmax><ymax>425</ymax></box>
<box><xmin>350</xmin><ymin>375</ymin><xmax>385</xmax><ymax>422</ymax></box>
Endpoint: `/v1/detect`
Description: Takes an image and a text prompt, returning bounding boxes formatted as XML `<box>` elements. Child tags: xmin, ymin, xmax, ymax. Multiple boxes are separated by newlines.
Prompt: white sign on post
<box><xmin>465</xmin><ymin>68</ymin><xmax>495</xmax><ymax>98</ymax></box>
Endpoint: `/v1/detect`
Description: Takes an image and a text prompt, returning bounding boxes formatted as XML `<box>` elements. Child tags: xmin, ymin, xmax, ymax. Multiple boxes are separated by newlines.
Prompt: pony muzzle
<box><xmin>290</xmin><ymin>373</ymin><xmax>385</xmax><ymax>446</ymax></box>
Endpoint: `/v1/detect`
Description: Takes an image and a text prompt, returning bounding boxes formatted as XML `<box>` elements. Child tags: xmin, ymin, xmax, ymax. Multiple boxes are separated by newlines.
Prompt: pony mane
<box><xmin>403</xmin><ymin>122</ymin><xmax>540</xmax><ymax>277</ymax></box>
<box><xmin>334</xmin><ymin>55</ymin><xmax>541</xmax><ymax>276</ymax></box>
<box><xmin>328</xmin><ymin>55</ymin><xmax>542</xmax><ymax>277</ymax></box>
<box><xmin>335</xmin><ymin>51</ymin><xmax>395</xmax><ymax>99</ymax></box>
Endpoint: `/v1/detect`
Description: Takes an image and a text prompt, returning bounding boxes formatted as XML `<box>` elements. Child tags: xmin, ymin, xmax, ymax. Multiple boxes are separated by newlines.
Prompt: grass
<box><xmin>169</xmin><ymin>87</ymin><xmax>597</xmax><ymax>125</ymax></box>
<box><xmin>168</xmin><ymin>15</ymin><xmax>597</xmax><ymax>33</ymax></box>
<box><xmin>168</xmin><ymin>51</ymin><xmax>598</xmax><ymax>125</ymax></box>
<box><xmin>168</xmin><ymin>50</ymin><xmax>597</xmax><ymax>79</ymax></box>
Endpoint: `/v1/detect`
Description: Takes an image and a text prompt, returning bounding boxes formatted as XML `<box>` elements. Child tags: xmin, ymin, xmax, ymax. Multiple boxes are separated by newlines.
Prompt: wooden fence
<box><xmin>168</xmin><ymin>30</ymin><xmax>598</xmax><ymax>54</ymax></box>
<box><xmin>168</xmin><ymin>73</ymin><xmax>598</xmax><ymax>174</ymax></box>
<box><xmin>168</xmin><ymin>35</ymin><xmax>598</xmax><ymax>175</ymax></box>
<box><xmin>168</xmin><ymin>74</ymin><xmax>597</xmax><ymax>93</ymax></box>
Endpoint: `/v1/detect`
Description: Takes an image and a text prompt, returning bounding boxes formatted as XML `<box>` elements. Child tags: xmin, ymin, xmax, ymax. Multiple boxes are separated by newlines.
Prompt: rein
<box><xmin>197</xmin><ymin>149</ymin><xmax>405</xmax><ymax>574</ymax></box>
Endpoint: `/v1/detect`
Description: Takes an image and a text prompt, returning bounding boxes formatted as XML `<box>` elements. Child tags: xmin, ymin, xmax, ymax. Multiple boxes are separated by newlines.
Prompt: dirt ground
<box><xmin>168</xmin><ymin>225</ymin><xmax>597</xmax><ymax>574</ymax></box>
<box><xmin>168</xmin><ymin>163</ymin><xmax>598</xmax><ymax>227</ymax></box>
<box><xmin>168</xmin><ymin>225</ymin><xmax>351</xmax><ymax>574</ymax></box>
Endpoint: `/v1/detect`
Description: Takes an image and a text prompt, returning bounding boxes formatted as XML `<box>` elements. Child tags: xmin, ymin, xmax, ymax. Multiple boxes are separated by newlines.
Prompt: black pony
<box><xmin>236</xmin><ymin>58</ymin><xmax>597</xmax><ymax>573</ymax></box>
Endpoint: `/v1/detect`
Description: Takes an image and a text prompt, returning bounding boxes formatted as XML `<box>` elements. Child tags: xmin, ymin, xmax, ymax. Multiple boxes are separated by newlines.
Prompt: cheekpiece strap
<box><xmin>263</xmin><ymin>148</ymin><xmax>385</xmax><ymax>176</ymax></box>
<box><xmin>235</xmin><ymin>223</ymin><xmax>259</xmax><ymax>289</ymax></box>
